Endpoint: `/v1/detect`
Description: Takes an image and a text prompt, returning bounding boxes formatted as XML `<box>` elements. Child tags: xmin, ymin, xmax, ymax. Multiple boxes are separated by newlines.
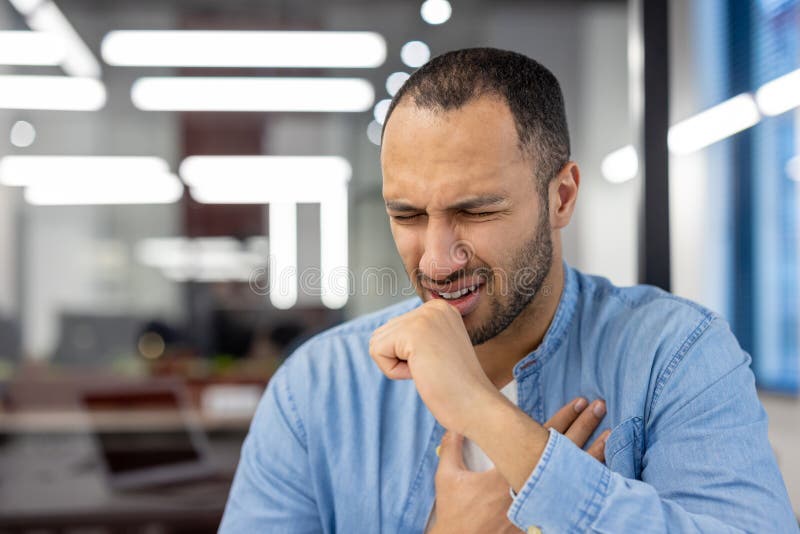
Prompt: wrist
<box><xmin>461</xmin><ymin>386</ymin><xmax>514</xmax><ymax>442</ymax></box>
<box><xmin>463</xmin><ymin>391</ymin><xmax>550</xmax><ymax>491</ymax></box>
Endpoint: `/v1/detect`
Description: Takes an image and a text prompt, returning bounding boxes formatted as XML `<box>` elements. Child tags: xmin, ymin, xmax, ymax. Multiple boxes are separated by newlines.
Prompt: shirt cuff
<box><xmin>506</xmin><ymin>427</ymin><xmax>611</xmax><ymax>532</ymax></box>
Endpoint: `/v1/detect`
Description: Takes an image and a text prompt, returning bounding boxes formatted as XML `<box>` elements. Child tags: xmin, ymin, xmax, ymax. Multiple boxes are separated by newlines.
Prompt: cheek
<box><xmin>459</xmin><ymin>224</ymin><xmax>510</xmax><ymax>266</ymax></box>
<box><xmin>390</xmin><ymin>226</ymin><xmax>423</xmax><ymax>268</ymax></box>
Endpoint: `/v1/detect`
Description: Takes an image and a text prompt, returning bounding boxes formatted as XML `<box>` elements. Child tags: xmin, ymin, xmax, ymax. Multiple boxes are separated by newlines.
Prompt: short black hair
<box><xmin>383</xmin><ymin>47</ymin><xmax>571</xmax><ymax>192</ymax></box>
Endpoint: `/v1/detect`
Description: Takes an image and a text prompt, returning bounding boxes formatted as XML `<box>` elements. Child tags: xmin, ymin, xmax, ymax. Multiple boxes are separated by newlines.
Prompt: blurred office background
<box><xmin>0</xmin><ymin>0</ymin><xmax>798</xmax><ymax>531</ymax></box>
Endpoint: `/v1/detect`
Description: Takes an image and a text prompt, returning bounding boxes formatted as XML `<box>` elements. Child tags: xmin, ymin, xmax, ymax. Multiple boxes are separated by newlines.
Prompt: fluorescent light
<box><xmin>137</xmin><ymin>237</ymin><xmax>267</xmax><ymax>282</ymax></box>
<box><xmin>401</xmin><ymin>41</ymin><xmax>430</xmax><ymax>68</ymax></box>
<box><xmin>373</xmin><ymin>99</ymin><xmax>391</xmax><ymax>125</ymax></box>
<box><xmin>269</xmin><ymin>203</ymin><xmax>298</xmax><ymax>309</ymax></box>
<box><xmin>386</xmin><ymin>71</ymin><xmax>410</xmax><ymax>96</ymax></box>
<box><xmin>787</xmin><ymin>156</ymin><xmax>800</xmax><ymax>181</ymax></box>
<box><xmin>131</xmin><ymin>77</ymin><xmax>374</xmax><ymax>112</ymax></box>
<box><xmin>25</xmin><ymin>1</ymin><xmax>102</xmax><ymax>78</ymax></box>
<box><xmin>179</xmin><ymin>155</ymin><xmax>350</xmax><ymax>307</ymax></box>
<box><xmin>0</xmin><ymin>156</ymin><xmax>181</xmax><ymax>205</ymax></box>
<box><xmin>0</xmin><ymin>156</ymin><xmax>169</xmax><ymax>186</ymax></box>
<box><xmin>756</xmin><ymin>68</ymin><xmax>800</xmax><ymax>116</ymax></box>
<box><xmin>0</xmin><ymin>31</ymin><xmax>65</xmax><ymax>65</ymax></box>
<box><xmin>601</xmin><ymin>145</ymin><xmax>638</xmax><ymax>183</ymax></box>
<box><xmin>137</xmin><ymin>237</ymin><xmax>192</xmax><ymax>269</ymax></box>
<box><xmin>320</xmin><ymin>181</ymin><xmax>349</xmax><ymax>309</ymax></box>
<box><xmin>180</xmin><ymin>156</ymin><xmax>351</xmax><ymax>203</ymax></box>
<box><xmin>366</xmin><ymin>120</ymin><xmax>382</xmax><ymax>146</ymax></box>
<box><xmin>0</xmin><ymin>75</ymin><xmax>106</xmax><ymax>110</ymax></box>
<box><xmin>9</xmin><ymin>121</ymin><xmax>36</xmax><ymax>148</ymax></box>
<box><xmin>667</xmin><ymin>94</ymin><xmax>760</xmax><ymax>155</ymax></box>
<box><xmin>420</xmin><ymin>0</ymin><xmax>452</xmax><ymax>25</ymax></box>
<box><xmin>7</xmin><ymin>0</ymin><xmax>42</xmax><ymax>16</ymax></box>
<box><xmin>102</xmin><ymin>30</ymin><xmax>386</xmax><ymax>68</ymax></box>
<box><xmin>24</xmin><ymin>173</ymin><xmax>183</xmax><ymax>205</ymax></box>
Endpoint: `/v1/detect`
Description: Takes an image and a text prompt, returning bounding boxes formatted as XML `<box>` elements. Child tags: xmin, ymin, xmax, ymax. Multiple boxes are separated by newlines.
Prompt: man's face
<box><xmin>381</xmin><ymin>96</ymin><xmax>554</xmax><ymax>345</ymax></box>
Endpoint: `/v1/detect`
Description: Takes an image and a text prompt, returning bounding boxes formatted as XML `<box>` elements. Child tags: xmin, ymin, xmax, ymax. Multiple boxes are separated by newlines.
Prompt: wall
<box><xmin>573</xmin><ymin>2</ymin><xmax>636</xmax><ymax>286</ymax></box>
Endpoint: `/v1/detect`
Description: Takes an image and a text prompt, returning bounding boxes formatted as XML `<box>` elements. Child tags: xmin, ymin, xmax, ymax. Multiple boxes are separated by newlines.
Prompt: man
<box><xmin>219</xmin><ymin>48</ymin><xmax>797</xmax><ymax>533</ymax></box>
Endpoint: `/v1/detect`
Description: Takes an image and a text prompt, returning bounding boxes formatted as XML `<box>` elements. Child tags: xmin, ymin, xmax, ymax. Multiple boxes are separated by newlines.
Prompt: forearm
<box><xmin>464</xmin><ymin>390</ymin><xmax>549</xmax><ymax>492</ymax></box>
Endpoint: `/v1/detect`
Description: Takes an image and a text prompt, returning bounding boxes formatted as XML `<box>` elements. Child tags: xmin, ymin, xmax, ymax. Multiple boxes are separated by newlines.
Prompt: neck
<box><xmin>474</xmin><ymin>258</ymin><xmax>565</xmax><ymax>388</ymax></box>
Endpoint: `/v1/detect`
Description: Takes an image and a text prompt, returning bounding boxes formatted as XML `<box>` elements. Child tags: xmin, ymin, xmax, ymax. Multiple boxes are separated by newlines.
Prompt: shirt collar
<box><xmin>512</xmin><ymin>260</ymin><xmax>579</xmax><ymax>379</ymax></box>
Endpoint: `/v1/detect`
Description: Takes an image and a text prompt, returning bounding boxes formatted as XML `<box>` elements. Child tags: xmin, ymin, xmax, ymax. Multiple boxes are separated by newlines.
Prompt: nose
<box><xmin>418</xmin><ymin>217</ymin><xmax>473</xmax><ymax>282</ymax></box>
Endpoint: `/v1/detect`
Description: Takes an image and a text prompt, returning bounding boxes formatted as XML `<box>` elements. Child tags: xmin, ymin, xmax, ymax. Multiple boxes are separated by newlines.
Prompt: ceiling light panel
<box><xmin>180</xmin><ymin>155</ymin><xmax>351</xmax><ymax>204</ymax></box>
<box><xmin>0</xmin><ymin>31</ymin><xmax>65</xmax><ymax>65</ymax></box>
<box><xmin>24</xmin><ymin>1</ymin><xmax>102</xmax><ymax>77</ymax></box>
<box><xmin>667</xmin><ymin>94</ymin><xmax>760</xmax><ymax>155</ymax></box>
<box><xmin>0</xmin><ymin>75</ymin><xmax>106</xmax><ymax>111</ymax></box>
<box><xmin>0</xmin><ymin>156</ymin><xmax>169</xmax><ymax>185</ymax></box>
<box><xmin>131</xmin><ymin>77</ymin><xmax>374</xmax><ymax>112</ymax></box>
<box><xmin>102</xmin><ymin>30</ymin><xmax>386</xmax><ymax>68</ymax></box>
<box><xmin>756</xmin><ymin>68</ymin><xmax>800</xmax><ymax>116</ymax></box>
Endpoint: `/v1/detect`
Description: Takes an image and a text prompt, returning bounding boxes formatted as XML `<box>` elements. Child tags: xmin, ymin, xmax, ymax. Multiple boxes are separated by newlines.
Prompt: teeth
<box><xmin>439</xmin><ymin>285</ymin><xmax>477</xmax><ymax>300</ymax></box>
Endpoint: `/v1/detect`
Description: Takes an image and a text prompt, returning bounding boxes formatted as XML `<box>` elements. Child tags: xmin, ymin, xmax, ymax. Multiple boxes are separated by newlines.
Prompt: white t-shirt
<box><xmin>424</xmin><ymin>379</ymin><xmax>519</xmax><ymax>532</ymax></box>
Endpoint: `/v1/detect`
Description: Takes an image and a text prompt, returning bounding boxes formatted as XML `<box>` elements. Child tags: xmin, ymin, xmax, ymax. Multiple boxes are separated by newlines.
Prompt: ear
<box><xmin>548</xmin><ymin>162</ymin><xmax>580</xmax><ymax>230</ymax></box>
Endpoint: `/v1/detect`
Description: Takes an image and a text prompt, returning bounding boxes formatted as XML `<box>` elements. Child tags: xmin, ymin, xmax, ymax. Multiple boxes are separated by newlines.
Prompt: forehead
<box><xmin>380</xmin><ymin>96</ymin><xmax>531</xmax><ymax>204</ymax></box>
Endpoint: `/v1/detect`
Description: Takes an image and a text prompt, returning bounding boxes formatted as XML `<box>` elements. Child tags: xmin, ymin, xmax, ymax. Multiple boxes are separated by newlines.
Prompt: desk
<box><xmin>0</xmin><ymin>414</ymin><xmax>248</xmax><ymax>534</ymax></box>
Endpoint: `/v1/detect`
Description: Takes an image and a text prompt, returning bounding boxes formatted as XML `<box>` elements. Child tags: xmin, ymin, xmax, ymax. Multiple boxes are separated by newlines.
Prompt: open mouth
<box><xmin>433</xmin><ymin>283</ymin><xmax>480</xmax><ymax>300</ymax></box>
<box><xmin>427</xmin><ymin>280</ymin><xmax>485</xmax><ymax>316</ymax></box>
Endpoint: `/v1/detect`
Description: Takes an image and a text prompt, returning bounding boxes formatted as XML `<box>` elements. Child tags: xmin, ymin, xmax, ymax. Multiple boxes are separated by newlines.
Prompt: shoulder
<box><xmin>569</xmin><ymin>267</ymin><xmax>744</xmax><ymax>413</ymax></box>
<box><xmin>312</xmin><ymin>297</ymin><xmax>422</xmax><ymax>345</ymax></box>
<box><xmin>572</xmin><ymin>268</ymin><xmax>717</xmax><ymax>355</ymax></box>
<box><xmin>270</xmin><ymin>297</ymin><xmax>422</xmax><ymax>395</ymax></box>
<box><xmin>259</xmin><ymin>298</ymin><xmax>424</xmax><ymax>447</ymax></box>
<box><xmin>575</xmin><ymin>268</ymin><xmax>714</xmax><ymax>325</ymax></box>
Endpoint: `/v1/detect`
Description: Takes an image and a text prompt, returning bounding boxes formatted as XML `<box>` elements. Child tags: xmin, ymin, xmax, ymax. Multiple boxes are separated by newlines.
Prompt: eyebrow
<box><xmin>385</xmin><ymin>195</ymin><xmax>508</xmax><ymax>212</ymax></box>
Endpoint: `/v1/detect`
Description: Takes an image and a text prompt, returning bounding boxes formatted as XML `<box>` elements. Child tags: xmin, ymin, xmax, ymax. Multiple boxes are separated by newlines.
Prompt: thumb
<box><xmin>437</xmin><ymin>431</ymin><xmax>466</xmax><ymax>472</ymax></box>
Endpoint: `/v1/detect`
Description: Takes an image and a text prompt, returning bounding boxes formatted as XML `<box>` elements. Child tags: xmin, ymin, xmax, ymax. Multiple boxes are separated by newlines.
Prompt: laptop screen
<box><xmin>82</xmin><ymin>388</ymin><xmax>202</xmax><ymax>475</ymax></box>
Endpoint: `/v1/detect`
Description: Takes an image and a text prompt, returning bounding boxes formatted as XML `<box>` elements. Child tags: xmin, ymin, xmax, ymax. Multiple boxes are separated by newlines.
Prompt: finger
<box><xmin>370</xmin><ymin>316</ymin><xmax>402</xmax><ymax>339</ymax></box>
<box><xmin>436</xmin><ymin>431</ymin><xmax>466</xmax><ymax>473</ymax></box>
<box><xmin>586</xmin><ymin>429</ymin><xmax>611</xmax><ymax>463</ymax></box>
<box><xmin>564</xmin><ymin>399</ymin><xmax>606</xmax><ymax>448</ymax></box>
<box><xmin>369</xmin><ymin>319</ymin><xmax>410</xmax><ymax>360</ymax></box>
<box><xmin>370</xmin><ymin>351</ymin><xmax>411</xmax><ymax>379</ymax></box>
<box><xmin>543</xmin><ymin>397</ymin><xmax>589</xmax><ymax>432</ymax></box>
<box><xmin>369</xmin><ymin>321</ymin><xmax>402</xmax><ymax>351</ymax></box>
<box><xmin>368</xmin><ymin>331</ymin><xmax>412</xmax><ymax>380</ymax></box>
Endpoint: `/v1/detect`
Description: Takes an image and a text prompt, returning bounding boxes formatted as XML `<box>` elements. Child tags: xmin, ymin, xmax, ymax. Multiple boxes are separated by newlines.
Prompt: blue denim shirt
<box><xmin>220</xmin><ymin>264</ymin><xmax>797</xmax><ymax>533</ymax></box>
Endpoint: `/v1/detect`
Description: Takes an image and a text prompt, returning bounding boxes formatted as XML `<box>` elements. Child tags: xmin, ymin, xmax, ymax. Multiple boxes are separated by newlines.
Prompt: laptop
<box><xmin>79</xmin><ymin>381</ymin><xmax>219</xmax><ymax>491</ymax></box>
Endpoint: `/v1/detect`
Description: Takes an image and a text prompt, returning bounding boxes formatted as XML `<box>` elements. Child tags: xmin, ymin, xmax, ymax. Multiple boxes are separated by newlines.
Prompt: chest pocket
<box><xmin>604</xmin><ymin>416</ymin><xmax>643</xmax><ymax>480</ymax></box>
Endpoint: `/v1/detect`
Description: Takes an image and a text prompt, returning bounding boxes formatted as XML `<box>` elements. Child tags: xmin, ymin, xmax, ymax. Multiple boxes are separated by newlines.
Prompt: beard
<box><xmin>467</xmin><ymin>212</ymin><xmax>553</xmax><ymax>345</ymax></box>
<box><xmin>412</xmin><ymin>206</ymin><xmax>554</xmax><ymax>346</ymax></box>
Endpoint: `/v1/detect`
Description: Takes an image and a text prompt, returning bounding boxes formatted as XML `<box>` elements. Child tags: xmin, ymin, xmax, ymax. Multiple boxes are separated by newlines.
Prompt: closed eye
<box><xmin>462</xmin><ymin>211</ymin><xmax>497</xmax><ymax>218</ymax></box>
<box><xmin>390</xmin><ymin>213</ymin><xmax>425</xmax><ymax>221</ymax></box>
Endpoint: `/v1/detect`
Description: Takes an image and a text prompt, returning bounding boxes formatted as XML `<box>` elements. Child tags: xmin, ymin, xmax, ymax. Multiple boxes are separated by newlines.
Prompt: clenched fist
<box><xmin>369</xmin><ymin>298</ymin><xmax>499</xmax><ymax>435</ymax></box>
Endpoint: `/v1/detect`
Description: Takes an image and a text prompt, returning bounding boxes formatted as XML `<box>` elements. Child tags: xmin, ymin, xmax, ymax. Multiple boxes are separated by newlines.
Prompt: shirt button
<box><xmin>527</xmin><ymin>527</ymin><xmax>542</xmax><ymax>534</ymax></box>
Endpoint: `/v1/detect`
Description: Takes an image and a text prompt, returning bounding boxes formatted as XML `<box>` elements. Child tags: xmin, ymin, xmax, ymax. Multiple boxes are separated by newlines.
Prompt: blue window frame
<box><xmin>712</xmin><ymin>0</ymin><xmax>800</xmax><ymax>392</ymax></box>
